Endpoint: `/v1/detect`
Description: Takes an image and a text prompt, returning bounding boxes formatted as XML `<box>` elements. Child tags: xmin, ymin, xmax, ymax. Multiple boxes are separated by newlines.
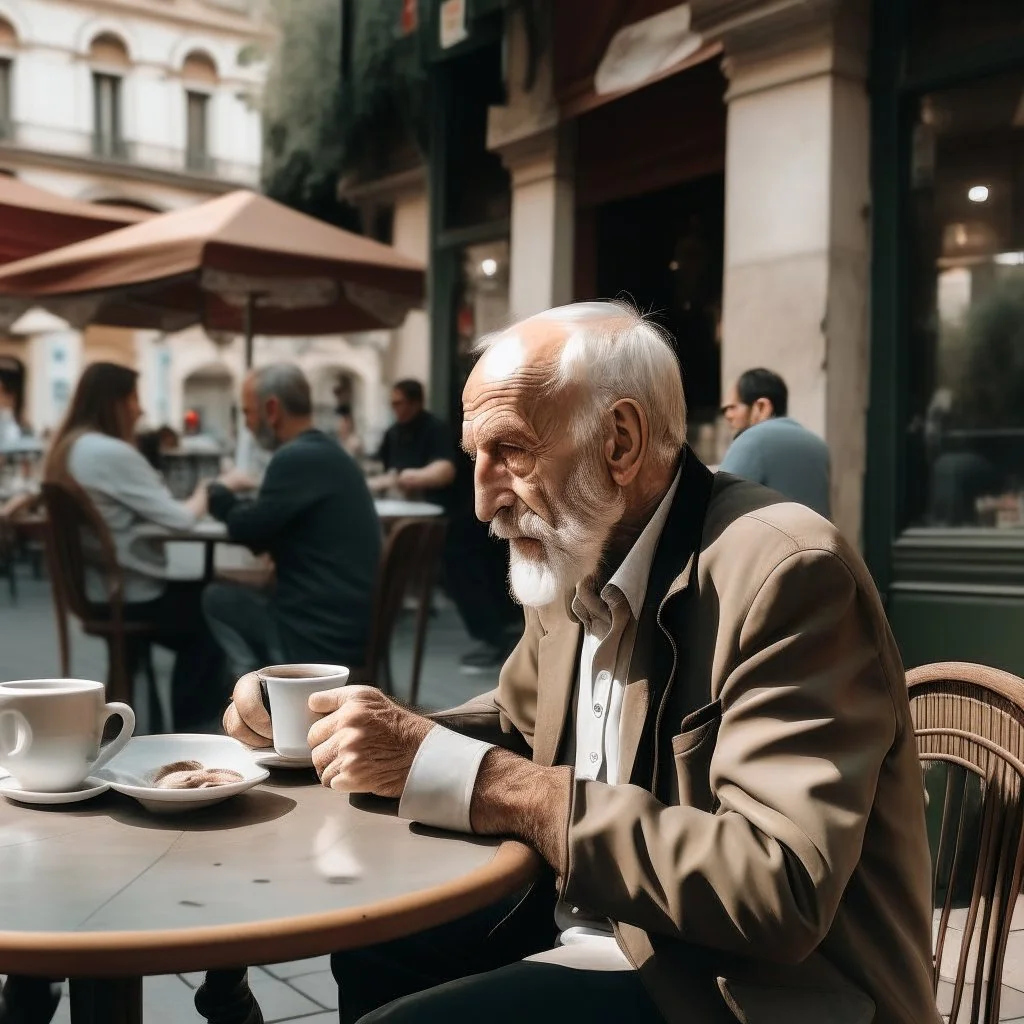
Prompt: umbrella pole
<box><xmin>243</xmin><ymin>292</ymin><xmax>255</xmax><ymax>368</ymax></box>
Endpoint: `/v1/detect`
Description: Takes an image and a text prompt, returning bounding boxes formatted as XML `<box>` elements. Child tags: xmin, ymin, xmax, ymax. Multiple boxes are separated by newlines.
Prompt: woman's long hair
<box><xmin>44</xmin><ymin>362</ymin><xmax>139</xmax><ymax>481</ymax></box>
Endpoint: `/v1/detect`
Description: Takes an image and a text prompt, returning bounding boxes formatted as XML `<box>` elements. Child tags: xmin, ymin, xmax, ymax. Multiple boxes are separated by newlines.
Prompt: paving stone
<box><xmin>287</xmin><ymin>970</ymin><xmax>338</xmax><ymax>1010</ymax></box>
<box><xmin>264</xmin><ymin>955</ymin><xmax>334</xmax><ymax>980</ymax></box>
<box><xmin>248</xmin><ymin>971</ymin><xmax>323</xmax><ymax>1023</ymax></box>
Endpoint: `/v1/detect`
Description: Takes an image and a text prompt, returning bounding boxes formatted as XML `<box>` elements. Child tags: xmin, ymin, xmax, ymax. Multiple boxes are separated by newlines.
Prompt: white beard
<box><xmin>494</xmin><ymin>456</ymin><xmax>625</xmax><ymax>609</ymax></box>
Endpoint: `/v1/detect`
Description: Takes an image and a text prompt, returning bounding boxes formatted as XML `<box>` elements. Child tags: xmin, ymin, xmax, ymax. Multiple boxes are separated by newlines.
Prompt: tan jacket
<box><xmin>438</xmin><ymin>452</ymin><xmax>938</xmax><ymax>1024</ymax></box>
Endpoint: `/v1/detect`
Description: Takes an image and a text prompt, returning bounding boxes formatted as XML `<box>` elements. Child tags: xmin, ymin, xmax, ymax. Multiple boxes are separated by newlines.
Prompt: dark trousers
<box><xmin>442</xmin><ymin>509</ymin><xmax>520</xmax><ymax>649</ymax></box>
<box><xmin>330</xmin><ymin>884</ymin><xmax>664</xmax><ymax>1023</ymax></box>
<box><xmin>119</xmin><ymin>580</ymin><xmax>225</xmax><ymax>731</ymax></box>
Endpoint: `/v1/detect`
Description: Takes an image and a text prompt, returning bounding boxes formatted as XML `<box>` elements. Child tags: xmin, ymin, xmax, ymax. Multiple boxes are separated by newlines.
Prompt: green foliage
<box><xmin>958</xmin><ymin>276</ymin><xmax>1024</xmax><ymax>428</ymax></box>
<box><xmin>261</xmin><ymin>0</ymin><xmax>427</xmax><ymax>227</ymax></box>
<box><xmin>337</xmin><ymin>0</ymin><xmax>429</xmax><ymax>177</ymax></box>
<box><xmin>261</xmin><ymin>0</ymin><xmax>357</xmax><ymax>228</ymax></box>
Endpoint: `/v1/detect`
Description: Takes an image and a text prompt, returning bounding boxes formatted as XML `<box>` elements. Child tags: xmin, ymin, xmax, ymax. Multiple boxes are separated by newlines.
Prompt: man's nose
<box><xmin>473</xmin><ymin>452</ymin><xmax>513</xmax><ymax>522</ymax></box>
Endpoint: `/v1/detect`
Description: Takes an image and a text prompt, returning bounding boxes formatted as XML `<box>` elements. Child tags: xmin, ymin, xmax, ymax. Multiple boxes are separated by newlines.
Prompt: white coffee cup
<box><xmin>259</xmin><ymin>664</ymin><xmax>349</xmax><ymax>760</ymax></box>
<box><xmin>0</xmin><ymin>679</ymin><xmax>135</xmax><ymax>792</ymax></box>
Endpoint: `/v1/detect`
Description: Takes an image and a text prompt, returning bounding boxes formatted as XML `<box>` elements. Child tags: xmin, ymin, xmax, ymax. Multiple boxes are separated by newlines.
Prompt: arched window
<box><xmin>182</xmin><ymin>51</ymin><xmax>218</xmax><ymax>172</ymax></box>
<box><xmin>89</xmin><ymin>33</ymin><xmax>130</xmax><ymax>159</ymax></box>
<box><xmin>0</xmin><ymin>18</ymin><xmax>18</xmax><ymax>140</ymax></box>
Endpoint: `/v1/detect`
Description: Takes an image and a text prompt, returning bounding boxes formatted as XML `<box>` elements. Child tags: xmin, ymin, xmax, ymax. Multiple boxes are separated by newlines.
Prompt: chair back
<box><xmin>907</xmin><ymin>662</ymin><xmax>1024</xmax><ymax>1024</ymax></box>
<box><xmin>40</xmin><ymin>479</ymin><xmax>125</xmax><ymax>622</ymax></box>
<box><xmin>363</xmin><ymin>517</ymin><xmax>447</xmax><ymax>695</ymax></box>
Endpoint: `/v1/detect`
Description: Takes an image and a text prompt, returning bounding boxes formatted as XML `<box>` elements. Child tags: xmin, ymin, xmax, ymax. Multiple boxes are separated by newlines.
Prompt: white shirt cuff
<box><xmin>398</xmin><ymin>724</ymin><xmax>493</xmax><ymax>833</ymax></box>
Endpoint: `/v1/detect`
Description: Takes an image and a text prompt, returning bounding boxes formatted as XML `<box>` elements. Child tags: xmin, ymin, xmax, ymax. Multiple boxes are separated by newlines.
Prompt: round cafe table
<box><xmin>0</xmin><ymin>773</ymin><xmax>541</xmax><ymax>1023</ymax></box>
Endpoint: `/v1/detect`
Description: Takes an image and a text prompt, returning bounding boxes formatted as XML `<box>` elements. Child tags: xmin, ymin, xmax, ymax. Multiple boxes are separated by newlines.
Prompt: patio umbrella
<box><xmin>0</xmin><ymin>189</ymin><xmax>425</xmax><ymax>365</ymax></box>
<box><xmin>0</xmin><ymin>176</ymin><xmax>149</xmax><ymax>265</ymax></box>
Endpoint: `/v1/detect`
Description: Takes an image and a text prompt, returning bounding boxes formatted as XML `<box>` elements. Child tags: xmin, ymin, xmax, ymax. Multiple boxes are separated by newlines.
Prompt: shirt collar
<box><xmin>571</xmin><ymin>468</ymin><xmax>682</xmax><ymax>627</ymax></box>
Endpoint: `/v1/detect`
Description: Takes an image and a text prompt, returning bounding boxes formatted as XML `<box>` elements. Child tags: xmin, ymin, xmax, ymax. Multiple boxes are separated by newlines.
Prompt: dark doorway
<box><xmin>594</xmin><ymin>173</ymin><xmax>724</xmax><ymax>422</ymax></box>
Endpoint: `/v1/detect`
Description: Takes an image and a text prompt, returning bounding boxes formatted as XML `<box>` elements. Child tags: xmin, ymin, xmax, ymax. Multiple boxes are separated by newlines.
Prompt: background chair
<box><xmin>907</xmin><ymin>661</ymin><xmax>1024</xmax><ymax>1024</ymax></box>
<box><xmin>357</xmin><ymin>517</ymin><xmax>447</xmax><ymax>704</ymax></box>
<box><xmin>40</xmin><ymin>480</ymin><xmax>182</xmax><ymax>728</ymax></box>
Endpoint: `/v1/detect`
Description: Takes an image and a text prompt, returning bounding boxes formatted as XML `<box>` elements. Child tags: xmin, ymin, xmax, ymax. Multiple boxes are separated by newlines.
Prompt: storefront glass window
<box><xmin>906</xmin><ymin>69</ymin><xmax>1024</xmax><ymax>528</ymax></box>
<box><xmin>449</xmin><ymin>239</ymin><xmax>510</xmax><ymax>424</ymax></box>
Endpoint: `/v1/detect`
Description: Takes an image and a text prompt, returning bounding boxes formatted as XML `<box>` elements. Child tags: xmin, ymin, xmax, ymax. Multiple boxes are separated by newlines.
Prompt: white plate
<box><xmin>0</xmin><ymin>775</ymin><xmax>109</xmax><ymax>806</ymax></box>
<box><xmin>253</xmin><ymin>750</ymin><xmax>315</xmax><ymax>770</ymax></box>
<box><xmin>94</xmin><ymin>734</ymin><xmax>269</xmax><ymax>815</ymax></box>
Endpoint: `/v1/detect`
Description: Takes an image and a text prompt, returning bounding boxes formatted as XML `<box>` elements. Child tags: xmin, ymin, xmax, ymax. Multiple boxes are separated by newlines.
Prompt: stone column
<box><xmin>691</xmin><ymin>0</ymin><xmax>871</xmax><ymax>544</ymax></box>
<box><xmin>488</xmin><ymin>5</ymin><xmax>575</xmax><ymax>319</ymax></box>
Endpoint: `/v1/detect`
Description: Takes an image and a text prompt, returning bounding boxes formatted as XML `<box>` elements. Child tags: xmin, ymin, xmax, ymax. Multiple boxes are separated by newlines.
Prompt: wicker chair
<box><xmin>907</xmin><ymin>662</ymin><xmax>1024</xmax><ymax>1024</ymax></box>
<box><xmin>356</xmin><ymin>517</ymin><xmax>447</xmax><ymax>704</ymax></box>
<box><xmin>41</xmin><ymin>479</ymin><xmax>186</xmax><ymax>722</ymax></box>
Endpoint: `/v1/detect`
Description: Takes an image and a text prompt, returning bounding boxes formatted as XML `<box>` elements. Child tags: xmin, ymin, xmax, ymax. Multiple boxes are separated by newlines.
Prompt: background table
<box><xmin>0</xmin><ymin>773</ymin><xmax>540</xmax><ymax>1022</ymax></box>
<box><xmin>373</xmin><ymin>499</ymin><xmax>444</xmax><ymax>522</ymax></box>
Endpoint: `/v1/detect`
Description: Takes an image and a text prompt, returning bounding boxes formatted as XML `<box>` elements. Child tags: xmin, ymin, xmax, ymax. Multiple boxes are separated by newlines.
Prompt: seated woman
<box><xmin>43</xmin><ymin>362</ymin><xmax>223</xmax><ymax>730</ymax></box>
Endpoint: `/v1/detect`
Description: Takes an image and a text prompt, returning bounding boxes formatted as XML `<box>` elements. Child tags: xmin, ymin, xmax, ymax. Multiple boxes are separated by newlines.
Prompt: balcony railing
<box><xmin>0</xmin><ymin>121</ymin><xmax>260</xmax><ymax>186</ymax></box>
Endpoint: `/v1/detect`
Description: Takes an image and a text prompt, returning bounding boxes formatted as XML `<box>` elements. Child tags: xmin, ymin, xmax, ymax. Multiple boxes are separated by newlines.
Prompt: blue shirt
<box><xmin>719</xmin><ymin>417</ymin><xmax>831</xmax><ymax>519</ymax></box>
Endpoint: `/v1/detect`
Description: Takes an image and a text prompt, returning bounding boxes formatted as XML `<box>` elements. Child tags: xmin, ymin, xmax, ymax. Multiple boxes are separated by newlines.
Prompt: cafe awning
<box><xmin>554</xmin><ymin>1</ymin><xmax>722</xmax><ymax>119</ymax></box>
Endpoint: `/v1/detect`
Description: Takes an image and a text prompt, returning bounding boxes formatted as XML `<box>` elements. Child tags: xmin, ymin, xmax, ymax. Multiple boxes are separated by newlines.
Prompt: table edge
<box><xmin>0</xmin><ymin>839</ymin><xmax>542</xmax><ymax>976</ymax></box>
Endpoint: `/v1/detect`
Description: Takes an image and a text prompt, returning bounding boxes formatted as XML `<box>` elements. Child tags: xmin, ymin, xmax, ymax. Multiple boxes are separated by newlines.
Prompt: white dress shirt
<box><xmin>399</xmin><ymin>470</ymin><xmax>682</xmax><ymax>967</ymax></box>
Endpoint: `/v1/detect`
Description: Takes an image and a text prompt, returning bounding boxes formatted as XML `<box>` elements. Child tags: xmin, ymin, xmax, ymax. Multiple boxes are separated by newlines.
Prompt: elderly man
<box><xmin>225</xmin><ymin>304</ymin><xmax>937</xmax><ymax>1024</ymax></box>
<box><xmin>204</xmin><ymin>363</ymin><xmax>380</xmax><ymax>677</ymax></box>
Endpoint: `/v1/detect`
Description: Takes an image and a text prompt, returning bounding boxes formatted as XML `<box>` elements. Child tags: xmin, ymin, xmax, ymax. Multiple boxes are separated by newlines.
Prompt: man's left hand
<box><xmin>308</xmin><ymin>686</ymin><xmax>434</xmax><ymax>798</ymax></box>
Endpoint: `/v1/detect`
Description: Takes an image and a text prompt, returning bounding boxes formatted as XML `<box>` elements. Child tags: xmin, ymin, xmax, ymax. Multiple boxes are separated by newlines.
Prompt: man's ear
<box><xmin>604</xmin><ymin>399</ymin><xmax>647</xmax><ymax>487</ymax></box>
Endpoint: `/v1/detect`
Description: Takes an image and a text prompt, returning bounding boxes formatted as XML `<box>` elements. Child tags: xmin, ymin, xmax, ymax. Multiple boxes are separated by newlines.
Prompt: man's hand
<box><xmin>218</xmin><ymin>467</ymin><xmax>258</xmax><ymax>492</ymax></box>
<box><xmin>308</xmin><ymin>686</ymin><xmax>434</xmax><ymax>798</ymax></box>
<box><xmin>396</xmin><ymin>468</ymin><xmax>422</xmax><ymax>494</ymax></box>
<box><xmin>222</xmin><ymin>671</ymin><xmax>272</xmax><ymax>748</ymax></box>
<box><xmin>367</xmin><ymin>471</ymin><xmax>398</xmax><ymax>495</ymax></box>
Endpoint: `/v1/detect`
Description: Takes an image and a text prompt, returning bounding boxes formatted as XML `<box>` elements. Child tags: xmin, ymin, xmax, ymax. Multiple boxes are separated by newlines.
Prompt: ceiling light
<box><xmin>480</xmin><ymin>258</ymin><xmax>498</xmax><ymax>277</ymax></box>
<box><xmin>968</xmin><ymin>185</ymin><xmax>990</xmax><ymax>203</ymax></box>
<box><xmin>995</xmin><ymin>251</ymin><xmax>1024</xmax><ymax>266</ymax></box>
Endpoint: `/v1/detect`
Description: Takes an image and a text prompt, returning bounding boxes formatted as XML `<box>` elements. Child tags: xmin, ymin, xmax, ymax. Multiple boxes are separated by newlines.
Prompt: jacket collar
<box><xmin>530</xmin><ymin>447</ymin><xmax>714</xmax><ymax>771</ymax></box>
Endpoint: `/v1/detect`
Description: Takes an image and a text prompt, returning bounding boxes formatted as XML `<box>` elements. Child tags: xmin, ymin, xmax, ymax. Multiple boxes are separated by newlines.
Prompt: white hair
<box><xmin>474</xmin><ymin>300</ymin><xmax>686</xmax><ymax>465</ymax></box>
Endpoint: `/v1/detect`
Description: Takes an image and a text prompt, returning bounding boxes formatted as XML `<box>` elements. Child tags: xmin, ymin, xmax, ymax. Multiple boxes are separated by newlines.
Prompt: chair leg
<box><xmin>194</xmin><ymin>969</ymin><xmax>263</xmax><ymax>1024</ymax></box>
<box><xmin>106</xmin><ymin>637</ymin><xmax>131</xmax><ymax>707</ymax></box>
<box><xmin>408</xmin><ymin>580</ymin><xmax>434</xmax><ymax>707</ymax></box>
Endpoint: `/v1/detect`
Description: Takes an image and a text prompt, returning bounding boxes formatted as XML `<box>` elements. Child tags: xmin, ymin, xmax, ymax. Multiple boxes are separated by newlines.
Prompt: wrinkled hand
<box><xmin>308</xmin><ymin>686</ymin><xmax>434</xmax><ymax>798</ymax></box>
<box><xmin>222</xmin><ymin>671</ymin><xmax>272</xmax><ymax>748</ymax></box>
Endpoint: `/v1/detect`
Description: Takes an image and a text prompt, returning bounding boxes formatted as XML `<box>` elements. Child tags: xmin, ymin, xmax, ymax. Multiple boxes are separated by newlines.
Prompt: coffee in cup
<box><xmin>258</xmin><ymin>664</ymin><xmax>349</xmax><ymax>760</ymax></box>
<box><xmin>0</xmin><ymin>679</ymin><xmax>135</xmax><ymax>792</ymax></box>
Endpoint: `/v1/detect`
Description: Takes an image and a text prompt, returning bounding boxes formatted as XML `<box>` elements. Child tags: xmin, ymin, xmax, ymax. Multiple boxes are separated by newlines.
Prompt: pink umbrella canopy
<box><xmin>0</xmin><ymin>176</ymin><xmax>149</xmax><ymax>265</ymax></box>
<box><xmin>0</xmin><ymin>190</ymin><xmax>426</xmax><ymax>359</ymax></box>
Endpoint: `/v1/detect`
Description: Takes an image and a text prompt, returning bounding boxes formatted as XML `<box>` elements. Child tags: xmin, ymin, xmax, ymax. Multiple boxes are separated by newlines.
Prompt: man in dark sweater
<box><xmin>203</xmin><ymin>363</ymin><xmax>380</xmax><ymax>677</ymax></box>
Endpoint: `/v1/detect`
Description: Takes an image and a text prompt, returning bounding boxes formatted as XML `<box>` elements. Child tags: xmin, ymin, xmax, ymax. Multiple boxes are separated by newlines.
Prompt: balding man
<box><xmin>204</xmin><ymin>363</ymin><xmax>380</xmax><ymax>677</ymax></box>
<box><xmin>224</xmin><ymin>305</ymin><xmax>937</xmax><ymax>1024</ymax></box>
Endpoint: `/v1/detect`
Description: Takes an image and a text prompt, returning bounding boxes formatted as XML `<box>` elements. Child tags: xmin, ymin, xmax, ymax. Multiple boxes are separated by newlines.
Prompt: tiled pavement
<box><xmin>6</xmin><ymin>572</ymin><xmax>1024</xmax><ymax>1021</ymax></box>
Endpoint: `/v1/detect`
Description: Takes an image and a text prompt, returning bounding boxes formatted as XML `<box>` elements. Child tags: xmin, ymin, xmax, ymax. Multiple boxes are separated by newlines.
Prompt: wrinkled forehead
<box><xmin>462</xmin><ymin>320</ymin><xmax>581</xmax><ymax>439</ymax></box>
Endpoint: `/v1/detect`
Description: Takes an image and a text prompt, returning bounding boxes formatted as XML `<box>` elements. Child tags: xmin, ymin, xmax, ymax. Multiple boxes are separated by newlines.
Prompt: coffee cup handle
<box><xmin>90</xmin><ymin>702</ymin><xmax>136</xmax><ymax>773</ymax></box>
<box><xmin>0</xmin><ymin>709</ymin><xmax>31</xmax><ymax>759</ymax></box>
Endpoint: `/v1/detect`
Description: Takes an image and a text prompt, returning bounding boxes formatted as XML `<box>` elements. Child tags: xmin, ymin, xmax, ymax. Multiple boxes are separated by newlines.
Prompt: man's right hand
<box><xmin>222</xmin><ymin>671</ymin><xmax>273</xmax><ymax>748</ymax></box>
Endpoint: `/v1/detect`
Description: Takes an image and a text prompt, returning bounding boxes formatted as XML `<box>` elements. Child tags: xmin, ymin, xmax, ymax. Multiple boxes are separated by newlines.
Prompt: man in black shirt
<box><xmin>370</xmin><ymin>378</ymin><xmax>519</xmax><ymax>675</ymax></box>
<box><xmin>203</xmin><ymin>364</ymin><xmax>381</xmax><ymax>677</ymax></box>
<box><xmin>368</xmin><ymin>379</ymin><xmax>457</xmax><ymax>505</ymax></box>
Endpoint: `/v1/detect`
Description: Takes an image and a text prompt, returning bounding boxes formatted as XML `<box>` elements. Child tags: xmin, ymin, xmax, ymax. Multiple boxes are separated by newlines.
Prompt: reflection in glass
<box><xmin>907</xmin><ymin>71</ymin><xmax>1024</xmax><ymax>529</ymax></box>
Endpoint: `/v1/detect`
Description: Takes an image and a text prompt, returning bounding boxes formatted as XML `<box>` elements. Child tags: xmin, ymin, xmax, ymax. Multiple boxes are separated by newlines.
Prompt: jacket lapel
<box><xmin>532</xmin><ymin>607</ymin><xmax>581</xmax><ymax>767</ymax></box>
<box><xmin>620</xmin><ymin>449</ymin><xmax>715</xmax><ymax>786</ymax></box>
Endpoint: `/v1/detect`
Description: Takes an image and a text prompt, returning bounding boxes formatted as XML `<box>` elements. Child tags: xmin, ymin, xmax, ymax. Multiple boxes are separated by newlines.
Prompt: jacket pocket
<box><xmin>671</xmin><ymin>699</ymin><xmax>722</xmax><ymax>809</ymax></box>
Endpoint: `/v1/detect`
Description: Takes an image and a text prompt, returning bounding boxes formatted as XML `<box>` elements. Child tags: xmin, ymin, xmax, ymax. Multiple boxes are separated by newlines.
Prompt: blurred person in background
<box><xmin>367</xmin><ymin>379</ymin><xmax>456</xmax><ymax>502</ymax></box>
<box><xmin>368</xmin><ymin>377</ymin><xmax>518</xmax><ymax>675</ymax></box>
<box><xmin>203</xmin><ymin>363</ymin><xmax>380</xmax><ymax>678</ymax></box>
<box><xmin>0</xmin><ymin>368</ymin><xmax>23</xmax><ymax>447</ymax></box>
<box><xmin>720</xmin><ymin>368</ymin><xmax>831</xmax><ymax>519</ymax></box>
<box><xmin>43</xmin><ymin>362</ymin><xmax>223</xmax><ymax>730</ymax></box>
<box><xmin>336</xmin><ymin>403</ymin><xmax>364</xmax><ymax>461</ymax></box>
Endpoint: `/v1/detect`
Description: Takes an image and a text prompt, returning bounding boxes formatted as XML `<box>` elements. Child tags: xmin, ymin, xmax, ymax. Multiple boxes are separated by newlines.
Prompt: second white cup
<box><xmin>259</xmin><ymin>663</ymin><xmax>349</xmax><ymax>760</ymax></box>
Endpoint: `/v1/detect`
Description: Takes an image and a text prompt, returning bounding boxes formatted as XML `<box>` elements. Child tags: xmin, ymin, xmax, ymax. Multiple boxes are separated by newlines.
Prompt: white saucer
<box><xmin>253</xmin><ymin>750</ymin><xmax>316</xmax><ymax>770</ymax></box>
<box><xmin>0</xmin><ymin>775</ymin><xmax>109</xmax><ymax>806</ymax></box>
<box><xmin>95</xmin><ymin>734</ymin><xmax>269</xmax><ymax>815</ymax></box>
